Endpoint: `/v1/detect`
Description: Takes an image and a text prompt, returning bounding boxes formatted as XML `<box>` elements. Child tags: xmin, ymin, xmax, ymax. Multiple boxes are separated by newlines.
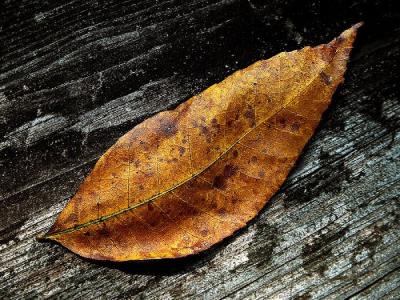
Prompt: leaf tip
<box><xmin>337</xmin><ymin>22</ymin><xmax>363</xmax><ymax>43</ymax></box>
<box><xmin>353</xmin><ymin>21</ymin><xmax>364</xmax><ymax>30</ymax></box>
<box><xmin>323</xmin><ymin>21</ymin><xmax>363</xmax><ymax>66</ymax></box>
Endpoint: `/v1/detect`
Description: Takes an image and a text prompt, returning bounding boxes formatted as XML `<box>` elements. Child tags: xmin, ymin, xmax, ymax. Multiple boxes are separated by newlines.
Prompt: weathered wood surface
<box><xmin>1</xmin><ymin>0</ymin><xmax>399</xmax><ymax>299</ymax></box>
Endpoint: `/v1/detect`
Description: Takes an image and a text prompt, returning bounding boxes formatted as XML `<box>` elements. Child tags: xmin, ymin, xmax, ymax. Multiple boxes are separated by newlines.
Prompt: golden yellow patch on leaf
<box><xmin>41</xmin><ymin>23</ymin><xmax>362</xmax><ymax>262</ymax></box>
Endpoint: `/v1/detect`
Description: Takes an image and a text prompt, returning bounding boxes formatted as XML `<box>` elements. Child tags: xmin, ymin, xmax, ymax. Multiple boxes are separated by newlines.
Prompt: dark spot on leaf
<box><xmin>223</xmin><ymin>164</ymin><xmax>238</xmax><ymax>178</ymax></box>
<box><xmin>232</xmin><ymin>150</ymin><xmax>239</xmax><ymax>158</ymax></box>
<box><xmin>320</xmin><ymin>71</ymin><xmax>332</xmax><ymax>85</ymax></box>
<box><xmin>200</xmin><ymin>125</ymin><xmax>212</xmax><ymax>142</ymax></box>
<box><xmin>212</xmin><ymin>165</ymin><xmax>237</xmax><ymax>189</ymax></box>
<box><xmin>159</xmin><ymin>118</ymin><xmax>178</xmax><ymax>137</ymax></box>
<box><xmin>64</xmin><ymin>212</ymin><xmax>78</xmax><ymax>224</ymax></box>
<box><xmin>244</xmin><ymin>108</ymin><xmax>256</xmax><ymax>127</ymax></box>
<box><xmin>200</xmin><ymin>228</ymin><xmax>209</xmax><ymax>237</ymax></box>
<box><xmin>217</xmin><ymin>208</ymin><xmax>227</xmax><ymax>217</ymax></box>
<box><xmin>178</xmin><ymin>146</ymin><xmax>185</xmax><ymax>156</ymax></box>
<box><xmin>98</xmin><ymin>225</ymin><xmax>110</xmax><ymax>236</ymax></box>
<box><xmin>291</xmin><ymin>122</ymin><xmax>300</xmax><ymax>131</ymax></box>
<box><xmin>212</xmin><ymin>175</ymin><xmax>225</xmax><ymax>189</ymax></box>
<box><xmin>148</xmin><ymin>218</ymin><xmax>158</xmax><ymax>227</ymax></box>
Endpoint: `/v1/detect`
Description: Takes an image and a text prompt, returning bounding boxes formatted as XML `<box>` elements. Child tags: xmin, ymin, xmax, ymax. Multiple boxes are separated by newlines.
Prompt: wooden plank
<box><xmin>1</xmin><ymin>0</ymin><xmax>399</xmax><ymax>298</ymax></box>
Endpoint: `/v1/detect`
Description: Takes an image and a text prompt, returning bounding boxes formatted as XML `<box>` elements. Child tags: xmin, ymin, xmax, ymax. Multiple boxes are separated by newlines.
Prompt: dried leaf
<box><xmin>41</xmin><ymin>23</ymin><xmax>362</xmax><ymax>261</ymax></box>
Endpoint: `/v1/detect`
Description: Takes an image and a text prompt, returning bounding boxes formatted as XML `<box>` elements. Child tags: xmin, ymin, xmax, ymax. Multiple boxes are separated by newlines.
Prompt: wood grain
<box><xmin>1</xmin><ymin>0</ymin><xmax>399</xmax><ymax>298</ymax></box>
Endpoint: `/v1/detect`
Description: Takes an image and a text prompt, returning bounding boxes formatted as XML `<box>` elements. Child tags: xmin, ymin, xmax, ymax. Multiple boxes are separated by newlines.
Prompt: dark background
<box><xmin>1</xmin><ymin>0</ymin><xmax>399</xmax><ymax>299</ymax></box>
